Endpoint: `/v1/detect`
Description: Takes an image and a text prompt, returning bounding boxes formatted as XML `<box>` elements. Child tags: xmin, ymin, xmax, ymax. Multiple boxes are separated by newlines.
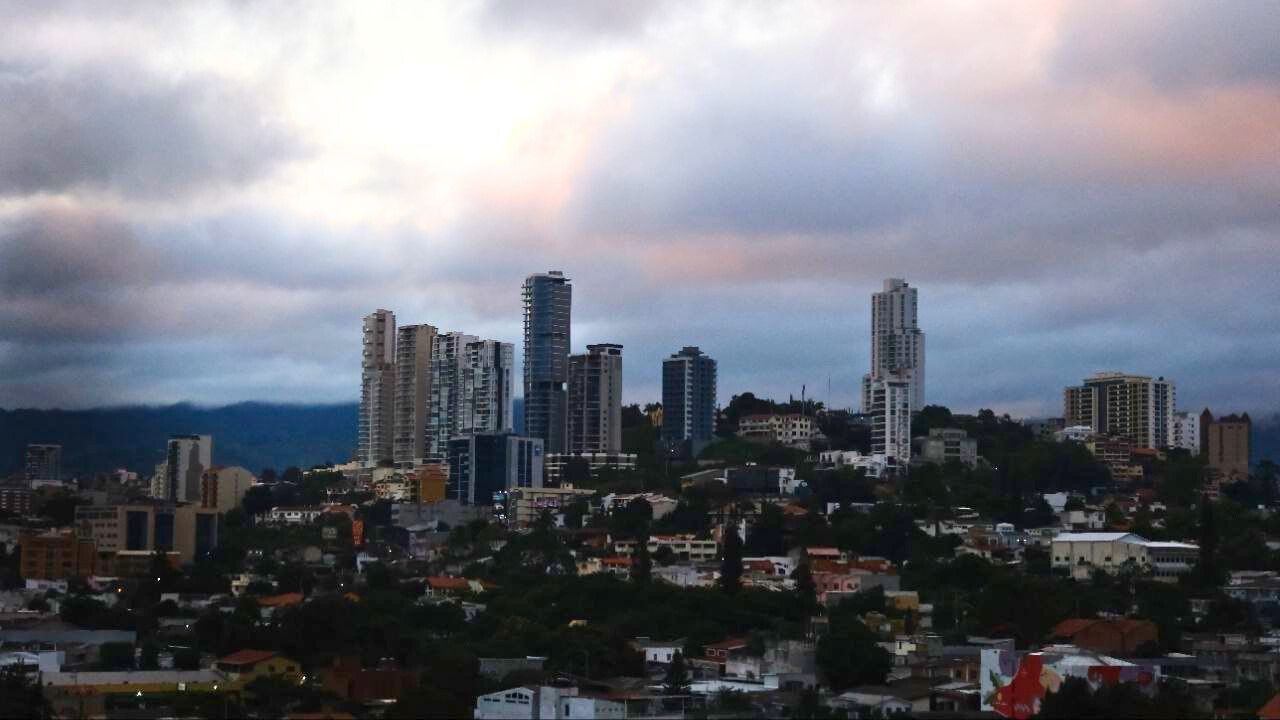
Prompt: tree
<box><xmin>719</xmin><ymin>522</ymin><xmax>743</xmax><ymax>595</ymax></box>
<box><xmin>174</xmin><ymin>647</ymin><xmax>201</xmax><ymax>670</ymax></box>
<box><xmin>98</xmin><ymin>642</ymin><xmax>135</xmax><ymax>670</ymax></box>
<box><xmin>815</xmin><ymin>619</ymin><xmax>891</xmax><ymax>691</ymax></box>
<box><xmin>633</xmin><ymin>531</ymin><xmax>652</xmax><ymax>585</ymax></box>
<box><xmin>139</xmin><ymin>641</ymin><xmax>160</xmax><ymax>670</ymax></box>
<box><xmin>664</xmin><ymin>651</ymin><xmax>690</xmax><ymax>695</ymax></box>
<box><xmin>1196</xmin><ymin>494</ymin><xmax>1221</xmax><ymax>587</ymax></box>
<box><xmin>744</xmin><ymin>504</ymin><xmax>786</xmax><ymax>556</ymax></box>
<box><xmin>792</xmin><ymin>561</ymin><xmax>818</xmax><ymax>617</ymax></box>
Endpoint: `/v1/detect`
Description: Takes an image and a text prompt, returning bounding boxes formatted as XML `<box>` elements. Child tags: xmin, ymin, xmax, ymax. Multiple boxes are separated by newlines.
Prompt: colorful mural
<box><xmin>980</xmin><ymin>647</ymin><xmax>1157</xmax><ymax>719</ymax></box>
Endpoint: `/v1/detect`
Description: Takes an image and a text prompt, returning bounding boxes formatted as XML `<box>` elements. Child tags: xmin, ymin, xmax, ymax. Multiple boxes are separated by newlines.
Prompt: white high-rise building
<box><xmin>359</xmin><ymin>309</ymin><xmax>396</xmax><ymax>467</ymax></box>
<box><xmin>861</xmin><ymin>278</ymin><xmax>925</xmax><ymax>413</ymax></box>
<box><xmin>1169</xmin><ymin>410</ymin><xmax>1201</xmax><ymax>454</ymax></box>
<box><xmin>868</xmin><ymin>377</ymin><xmax>912</xmax><ymax>468</ymax></box>
<box><xmin>162</xmin><ymin>434</ymin><xmax>212</xmax><ymax>503</ymax></box>
<box><xmin>394</xmin><ymin>323</ymin><xmax>437</xmax><ymax>466</ymax></box>
<box><xmin>427</xmin><ymin>332</ymin><xmax>515</xmax><ymax>462</ymax></box>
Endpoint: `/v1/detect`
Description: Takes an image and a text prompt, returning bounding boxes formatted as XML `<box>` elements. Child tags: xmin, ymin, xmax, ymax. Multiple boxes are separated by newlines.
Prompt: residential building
<box><xmin>199</xmin><ymin>466</ymin><xmax>255</xmax><ymax>512</ymax></box>
<box><xmin>475</xmin><ymin>685</ymin><xmax>625</xmax><ymax>720</ymax></box>
<box><xmin>1050</xmin><ymin>532</ymin><xmax>1198</xmax><ymax>581</ymax></box>
<box><xmin>216</xmin><ymin>649</ymin><xmax>302</xmax><ymax>683</ymax></box>
<box><xmin>543</xmin><ymin>452</ymin><xmax>637</xmax><ymax>485</ymax></box>
<box><xmin>75</xmin><ymin>503</ymin><xmax>218</xmax><ymax>564</ymax></box>
<box><xmin>24</xmin><ymin>444</ymin><xmax>62</xmax><ymax>486</ymax></box>
<box><xmin>920</xmin><ymin>428</ymin><xmax>978</xmax><ymax>467</ymax></box>
<box><xmin>601</xmin><ymin>493</ymin><xmax>678</xmax><ymax>521</ymax></box>
<box><xmin>1169</xmin><ymin>411</ymin><xmax>1201</xmax><ymax>454</ymax></box>
<box><xmin>427</xmin><ymin>332</ymin><xmax>515</xmax><ymax>461</ymax></box>
<box><xmin>868</xmin><ymin>375</ymin><xmax>912</xmax><ymax>468</ymax></box>
<box><xmin>394</xmin><ymin>323</ymin><xmax>437</xmax><ymax>466</ymax></box>
<box><xmin>1202</xmin><ymin>409</ymin><xmax>1252</xmax><ymax>482</ymax></box>
<box><xmin>1063</xmin><ymin>372</ymin><xmax>1175</xmax><ymax>449</ymax></box>
<box><xmin>43</xmin><ymin>670</ymin><xmax>227</xmax><ymax>719</ymax></box>
<box><xmin>816</xmin><ymin>450</ymin><xmax>888</xmax><ymax>479</ymax></box>
<box><xmin>161</xmin><ymin>434</ymin><xmax>212</xmax><ymax>503</ymax></box>
<box><xmin>661</xmin><ymin>346</ymin><xmax>717</xmax><ymax>446</ymax></box>
<box><xmin>18</xmin><ymin>529</ymin><xmax>98</xmax><ymax>580</ymax></box>
<box><xmin>408</xmin><ymin>463</ymin><xmax>448</xmax><ymax>504</ymax></box>
<box><xmin>359</xmin><ymin>309</ymin><xmax>397</xmax><ymax>466</ymax></box>
<box><xmin>523</xmin><ymin>270</ymin><xmax>572</xmax><ymax>455</ymax></box>
<box><xmin>263</xmin><ymin>506</ymin><xmax>324</xmax><ymax>525</ymax></box>
<box><xmin>446</xmin><ymin>434</ymin><xmax>544</xmax><ymax>506</ymax></box>
<box><xmin>568</xmin><ymin>343</ymin><xmax>623</xmax><ymax>455</ymax></box>
<box><xmin>614</xmin><ymin>535</ymin><xmax>718</xmax><ymax>563</ymax></box>
<box><xmin>0</xmin><ymin>483</ymin><xmax>33</xmax><ymax>514</ymax></box>
<box><xmin>861</xmin><ymin>278</ymin><xmax>925</xmax><ymax>413</ymax></box>
<box><xmin>506</xmin><ymin>487</ymin><xmax>595</xmax><ymax>528</ymax></box>
<box><xmin>737</xmin><ymin>414</ymin><xmax>820</xmax><ymax>449</ymax></box>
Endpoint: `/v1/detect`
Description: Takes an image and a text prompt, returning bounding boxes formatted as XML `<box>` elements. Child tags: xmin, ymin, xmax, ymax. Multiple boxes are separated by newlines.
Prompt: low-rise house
<box><xmin>474</xmin><ymin>685</ymin><xmax>625</xmax><ymax>720</ymax></box>
<box><xmin>601</xmin><ymin>493</ymin><xmax>678</xmax><ymax>521</ymax></box>
<box><xmin>263</xmin><ymin>506</ymin><xmax>324</xmax><ymax>525</ymax></box>
<box><xmin>816</xmin><ymin>450</ymin><xmax>889</xmax><ymax>479</ymax></box>
<box><xmin>319</xmin><ymin>656</ymin><xmax>420</xmax><ymax>704</ymax></box>
<box><xmin>630</xmin><ymin>638</ymin><xmax>685</xmax><ymax>666</ymax></box>
<box><xmin>704</xmin><ymin>638</ymin><xmax>749</xmax><ymax>674</ymax></box>
<box><xmin>42</xmin><ymin>670</ymin><xmax>227</xmax><ymax>718</ymax></box>
<box><xmin>737</xmin><ymin>413</ymin><xmax>821</xmax><ymax>449</ymax></box>
<box><xmin>215</xmin><ymin>649</ymin><xmax>301</xmax><ymax>683</ymax></box>
<box><xmin>478</xmin><ymin>656</ymin><xmax>546</xmax><ymax>680</ymax></box>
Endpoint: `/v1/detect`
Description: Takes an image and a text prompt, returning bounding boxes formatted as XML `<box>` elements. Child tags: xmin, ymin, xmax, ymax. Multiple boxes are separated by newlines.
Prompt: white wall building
<box><xmin>427</xmin><ymin>333</ymin><xmax>515</xmax><ymax>462</ymax></box>
<box><xmin>1169</xmin><ymin>411</ymin><xmax>1201</xmax><ymax>454</ymax></box>
<box><xmin>1051</xmin><ymin>532</ymin><xmax>1199</xmax><ymax>582</ymax></box>
<box><xmin>868</xmin><ymin>377</ymin><xmax>912</xmax><ymax>469</ymax></box>
<box><xmin>861</xmin><ymin>278</ymin><xmax>925</xmax><ymax>413</ymax></box>
<box><xmin>817</xmin><ymin>450</ymin><xmax>889</xmax><ymax>479</ymax></box>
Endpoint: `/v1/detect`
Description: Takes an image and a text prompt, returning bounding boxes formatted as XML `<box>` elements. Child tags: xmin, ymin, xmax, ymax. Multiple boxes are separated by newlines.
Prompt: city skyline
<box><xmin>1</xmin><ymin>3</ymin><xmax>1277</xmax><ymax>416</ymax></box>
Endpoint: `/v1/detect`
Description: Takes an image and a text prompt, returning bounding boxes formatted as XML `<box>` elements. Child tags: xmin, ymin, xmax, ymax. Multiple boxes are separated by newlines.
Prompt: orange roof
<box><xmin>258</xmin><ymin>593</ymin><xmax>304</xmax><ymax>607</ymax></box>
<box><xmin>219</xmin><ymin>649</ymin><xmax>278</xmax><ymax>666</ymax></box>
<box><xmin>1259</xmin><ymin>693</ymin><xmax>1280</xmax><ymax>720</ymax></box>
<box><xmin>1052</xmin><ymin>619</ymin><xmax>1098</xmax><ymax>637</ymax></box>
<box><xmin>426</xmin><ymin>576</ymin><xmax>470</xmax><ymax>590</ymax></box>
<box><xmin>745</xmin><ymin>560</ymin><xmax>774</xmax><ymax>573</ymax></box>
<box><xmin>811</xmin><ymin>559</ymin><xmax>852</xmax><ymax>574</ymax></box>
<box><xmin>807</xmin><ymin>547</ymin><xmax>842</xmax><ymax>557</ymax></box>
<box><xmin>602</xmin><ymin>556</ymin><xmax>633</xmax><ymax>567</ymax></box>
<box><xmin>705</xmin><ymin>637</ymin><xmax>749</xmax><ymax>651</ymax></box>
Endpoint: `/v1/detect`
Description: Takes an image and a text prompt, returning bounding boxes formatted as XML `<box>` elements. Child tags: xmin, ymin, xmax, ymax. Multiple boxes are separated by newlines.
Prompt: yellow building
<box><xmin>42</xmin><ymin>670</ymin><xmax>229</xmax><ymax>718</ymax></box>
<box><xmin>216</xmin><ymin>649</ymin><xmax>303</xmax><ymax>684</ymax></box>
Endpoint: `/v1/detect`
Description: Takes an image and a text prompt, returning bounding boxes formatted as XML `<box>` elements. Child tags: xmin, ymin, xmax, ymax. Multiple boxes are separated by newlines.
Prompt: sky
<box><xmin>1</xmin><ymin>0</ymin><xmax>1277</xmax><ymax>417</ymax></box>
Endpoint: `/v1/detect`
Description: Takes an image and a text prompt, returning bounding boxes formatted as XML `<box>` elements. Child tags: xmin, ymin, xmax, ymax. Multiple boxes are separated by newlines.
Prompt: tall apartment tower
<box><xmin>24</xmin><ymin>444</ymin><xmax>62</xmax><ymax>486</ymax></box>
<box><xmin>1063</xmin><ymin>372</ymin><xmax>1175</xmax><ymax>449</ymax></box>
<box><xmin>523</xmin><ymin>271</ymin><xmax>572</xmax><ymax>454</ymax></box>
<box><xmin>359</xmin><ymin>309</ymin><xmax>397</xmax><ymax>467</ymax></box>
<box><xmin>861</xmin><ymin>278</ymin><xmax>925</xmax><ymax>413</ymax></box>
<box><xmin>394</xmin><ymin>323</ymin><xmax>438</xmax><ymax>466</ymax></box>
<box><xmin>1201</xmin><ymin>409</ymin><xmax>1251</xmax><ymax>481</ymax></box>
<box><xmin>427</xmin><ymin>332</ymin><xmax>515</xmax><ymax>461</ymax></box>
<box><xmin>868</xmin><ymin>376</ymin><xmax>912</xmax><ymax>467</ymax></box>
<box><xmin>662</xmin><ymin>346</ymin><xmax>717</xmax><ymax>445</ymax></box>
<box><xmin>568</xmin><ymin>344</ymin><xmax>623</xmax><ymax>455</ymax></box>
<box><xmin>163</xmin><ymin>434</ymin><xmax>212</xmax><ymax>503</ymax></box>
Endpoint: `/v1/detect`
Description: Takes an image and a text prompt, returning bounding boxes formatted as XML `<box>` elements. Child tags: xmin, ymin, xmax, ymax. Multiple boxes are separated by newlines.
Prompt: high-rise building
<box><xmin>1201</xmin><ymin>409</ymin><xmax>1251</xmax><ymax>481</ymax></box>
<box><xmin>24</xmin><ymin>444</ymin><xmax>62</xmax><ymax>486</ymax></box>
<box><xmin>394</xmin><ymin>323</ymin><xmax>438</xmax><ymax>466</ymax></box>
<box><xmin>568</xmin><ymin>343</ymin><xmax>623</xmax><ymax>455</ymax></box>
<box><xmin>1169</xmin><ymin>411</ymin><xmax>1201</xmax><ymax>454</ymax></box>
<box><xmin>427</xmin><ymin>332</ymin><xmax>515</xmax><ymax>461</ymax></box>
<box><xmin>359</xmin><ymin>309</ymin><xmax>397</xmax><ymax>467</ymax></box>
<box><xmin>199</xmin><ymin>466</ymin><xmax>256</xmax><ymax>512</ymax></box>
<box><xmin>861</xmin><ymin>278</ymin><xmax>925</xmax><ymax>413</ymax></box>
<box><xmin>868</xmin><ymin>375</ymin><xmax>912</xmax><ymax>467</ymax></box>
<box><xmin>662</xmin><ymin>346</ymin><xmax>717</xmax><ymax>445</ymax></box>
<box><xmin>1062</xmin><ymin>372</ymin><xmax>1175</xmax><ymax>450</ymax></box>
<box><xmin>162</xmin><ymin>435</ymin><xmax>212</xmax><ymax>503</ymax></box>
<box><xmin>446</xmin><ymin>433</ymin><xmax>544</xmax><ymax>506</ymax></box>
<box><xmin>523</xmin><ymin>271</ymin><xmax>572</xmax><ymax>454</ymax></box>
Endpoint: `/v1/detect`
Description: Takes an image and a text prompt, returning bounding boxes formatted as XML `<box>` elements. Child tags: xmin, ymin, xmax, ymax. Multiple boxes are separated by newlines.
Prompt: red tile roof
<box><xmin>219</xmin><ymin>649</ymin><xmax>278</xmax><ymax>666</ymax></box>
<box><xmin>426</xmin><ymin>576</ymin><xmax>470</xmax><ymax>590</ymax></box>
<box><xmin>1259</xmin><ymin>693</ymin><xmax>1280</xmax><ymax>720</ymax></box>
<box><xmin>258</xmin><ymin>592</ymin><xmax>304</xmax><ymax>607</ymax></box>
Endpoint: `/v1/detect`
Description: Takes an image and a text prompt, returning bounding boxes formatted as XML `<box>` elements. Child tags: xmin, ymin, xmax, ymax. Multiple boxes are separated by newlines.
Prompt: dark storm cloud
<box><xmin>0</xmin><ymin>64</ymin><xmax>304</xmax><ymax>199</ymax></box>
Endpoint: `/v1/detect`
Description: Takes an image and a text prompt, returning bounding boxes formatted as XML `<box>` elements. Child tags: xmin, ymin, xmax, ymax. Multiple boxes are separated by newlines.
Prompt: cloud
<box><xmin>0</xmin><ymin>1</ymin><xmax>1276</xmax><ymax>421</ymax></box>
<box><xmin>0</xmin><ymin>63</ymin><xmax>304</xmax><ymax>199</ymax></box>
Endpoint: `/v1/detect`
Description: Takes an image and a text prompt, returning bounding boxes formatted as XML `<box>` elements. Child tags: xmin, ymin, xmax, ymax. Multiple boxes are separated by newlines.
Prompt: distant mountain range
<box><xmin>0</xmin><ymin>398</ymin><xmax>528</xmax><ymax>479</ymax></box>
<box><xmin>0</xmin><ymin>402</ymin><xmax>358</xmax><ymax>477</ymax></box>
